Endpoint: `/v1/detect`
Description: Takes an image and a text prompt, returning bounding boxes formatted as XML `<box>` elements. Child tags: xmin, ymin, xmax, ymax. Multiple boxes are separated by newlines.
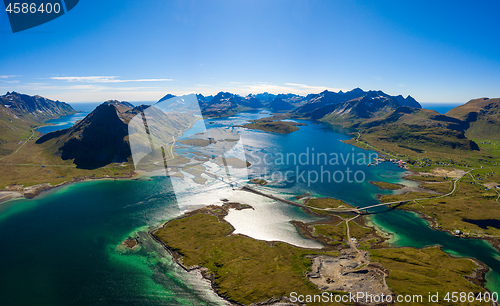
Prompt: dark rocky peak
<box><xmin>213</xmin><ymin>92</ymin><xmax>233</xmax><ymax>100</ymax></box>
<box><xmin>348</xmin><ymin>87</ymin><xmax>365</xmax><ymax>94</ymax></box>
<box><xmin>319</xmin><ymin>90</ymin><xmax>333</xmax><ymax>94</ymax></box>
<box><xmin>103</xmin><ymin>100</ymin><xmax>134</xmax><ymax>108</ymax></box>
<box><xmin>130</xmin><ymin>105</ymin><xmax>150</xmax><ymax>113</ymax></box>
<box><xmin>269</xmin><ymin>97</ymin><xmax>295</xmax><ymax>111</ymax></box>
<box><xmin>405</xmin><ymin>95</ymin><xmax>420</xmax><ymax>107</ymax></box>
<box><xmin>0</xmin><ymin>91</ymin><xmax>76</xmax><ymax>120</ymax></box>
<box><xmin>209</xmin><ymin>92</ymin><xmax>244</xmax><ymax>108</ymax></box>
<box><xmin>366</xmin><ymin>90</ymin><xmax>389</xmax><ymax>98</ymax></box>
<box><xmin>243</xmin><ymin>95</ymin><xmax>263</xmax><ymax>108</ymax></box>
<box><xmin>394</xmin><ymin>95</ymin><xmax>421</xmax><ymax>108</ymax></box>
<box><xmin>158</xmin><ymin>94</ymin><xmax>176</xmax><ymax>103</ymax></box>
<box><xmin>196</xmin><ymin>94</ymin><xmax>207</xmax><ymax>103</ymax></box>
<box><xmin>253</xmin><ymin>92</ymin><xmax>276</xmax><ymax>103</ymax></box>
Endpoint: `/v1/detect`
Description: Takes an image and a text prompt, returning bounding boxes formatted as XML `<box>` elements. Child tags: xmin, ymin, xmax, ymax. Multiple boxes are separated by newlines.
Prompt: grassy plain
<box><xmin>407</xmin><ymin>175</ymin><xmax>450</xmax><ymax>182</ymax></box>
<box><xmin>155</xmin><ymin>209</ymin><xmax>491</xmax><ymax>305</ymax></box>
<box><xmin>155</xmin><ymin>213</ymin><xmax>340</xmax><ymax>305</ymax></box>
<box><xmin>349</xmin><ymin>127</ymin><xmax>500</xmax><ymax>237</ymax></box>
<box><xmin>347</xmin><ymin>132</ymin><xmax>500</xmax><ymax>170</ymax></box>
<box><xmin>240</xmin><ymin>118</ymin><xmax>305</xmax><ymax>134</ymax></box>
<box><xmin>381</xmin><ymin>169</ymin><xmax>500</xmax><ymax>236</ymax></box>
<box><xmin>314</xmin><ymin>220</ymin><xmax>372</xmax><ymax>244</ymax></box>
<box><xmin>369</xmin><ymin>181</ymin><xmax>404</xmax><ymax>190</ymax></box>
<box><xmin>0</xmin><ymin>135</ymin><xmax>135</xmax><ymax>189</ymax></box>
<box><xmin>370</xmin><ymin>247</ymin><xmax>488</xmax><ymax>305</ymax></box>
<box><xmin>307</xmin><ymin>197</ymin><xmax>350</xmax><ymax>209</ymax></box>
<box><xmin>420</xmin><ymin>182</ymin><xmax>453</xmax><ymax>194</ymax></box>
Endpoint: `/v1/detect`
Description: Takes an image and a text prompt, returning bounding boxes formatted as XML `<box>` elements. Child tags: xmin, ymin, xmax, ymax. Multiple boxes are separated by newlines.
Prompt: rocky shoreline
<box><xmin>149</xmin><ymin>197</ymin><xmax>495</xmax><ymax>306</ymax></box>
<box><xmin>148</xmin><ymin>204</ymin><xmax>249</xmax><ymax>306</ymax></box>
<box><xmin>148</xmin><ymin>202</ymin><xmax>333</xmax><ymax>306</ymax></box>
<box><xmin>0</xmin><ymin>171</ymin><xmax>137</xmax><ymax>203</ymax></box>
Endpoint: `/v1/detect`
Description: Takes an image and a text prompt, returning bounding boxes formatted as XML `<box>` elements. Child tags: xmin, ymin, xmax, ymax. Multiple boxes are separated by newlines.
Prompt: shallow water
<box><xmin>0</xmin><ymin>178</ymin><xmax>228</xmax><ymax>306</ymax></box>
<box><xmin>2</xmin><ymin>110</ymin><xmax>500</xmax><ymax>305</ymax></box>
<box><xmin>36</xmin><ymin>111</ymin><xmax>90</xmax><ymax>134</ymax></box>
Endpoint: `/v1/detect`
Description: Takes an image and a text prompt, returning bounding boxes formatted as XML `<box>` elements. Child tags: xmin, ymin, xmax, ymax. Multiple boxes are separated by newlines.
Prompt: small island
<box><xmin>249</xmin><ymin>178</ymin><xmax>268</xmax><ymax>186</ymax></box>
<box><xmin>369</xmin><ymin>181</ymin><xmax>404</xmax><ymax>190</ymax></box>
<box><xmin>151</xmin><ymin>195</ymin><xmax>488</xmax><ymax>305</ymax></box>
<box><xmin>236</xmin><ymin>117</ymin><xmax>306</xmax><ymax>134</ymax></box>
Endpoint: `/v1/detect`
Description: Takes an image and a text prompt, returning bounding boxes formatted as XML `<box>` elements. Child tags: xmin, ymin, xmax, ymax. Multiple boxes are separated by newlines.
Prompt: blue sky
<box><xmin>1</xmin><ymin>0</ymin><xmax>499</xmax><ymax>103</ymax></box>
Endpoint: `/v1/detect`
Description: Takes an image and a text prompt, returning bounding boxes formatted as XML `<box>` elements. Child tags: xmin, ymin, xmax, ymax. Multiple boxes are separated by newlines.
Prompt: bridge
<box><xmin>240</xmin><ymin>185</ymin><xmax>305</xmax><ymax>208</ymax></box>
<box><xmin>240</xmin><ymin>185</ymin><xmax>404</xmax><ymax>215</ymax></box>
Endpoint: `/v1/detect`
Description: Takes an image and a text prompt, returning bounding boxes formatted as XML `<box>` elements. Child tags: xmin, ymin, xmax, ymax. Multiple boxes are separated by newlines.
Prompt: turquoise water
<box><xmin>37</xmin><ymin>101</ymin><xmax>156</xmax><ymax>135</ymax></box>
<box><xmin>2</xmin><ymin>110</ymin><xmax>500</xmax><ymax>304</ymax></box>
<box><xmin>372</xmin><ymin>210</ymin><xmax>500</xmax><ymax>293</ymax></box>
<box><xmin>68</xmin><ymin>102</ymin><xmax>155</xmax><ymax>113</ymax></box>
<box><xmin>420</xmin><ymin>102</ymin><xmax>464</xmax><ymax>114</ymax></box>
<box><xmin>0</xmin><ymin>178</ymin><xmax>227</xmax><ymax>306</ymax></box>
<box><xmin>205</xmin><ymin>112</ymin><xmax>500</xmax><ymax>293</ymax></box>
<box><xmin>37</xmin><ymin>112</ymin><xmax>90</xmax><ymax>134</ymax></box>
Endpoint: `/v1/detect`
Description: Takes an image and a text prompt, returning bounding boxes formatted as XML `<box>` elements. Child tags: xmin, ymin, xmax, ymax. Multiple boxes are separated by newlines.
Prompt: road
<box><xmin>298</xmin><ymin>168</ymin><xmax>476</xmax><ymax>214</ymax></box>
<box><xmin>345</xmin><ymin>215</ymin><xmax>361</xmax><ymax>255</ymax></box>
<box><xmin>0</xmin><ymin>129</ymin><xmax>35</xmax><ymax>161</ymax></box>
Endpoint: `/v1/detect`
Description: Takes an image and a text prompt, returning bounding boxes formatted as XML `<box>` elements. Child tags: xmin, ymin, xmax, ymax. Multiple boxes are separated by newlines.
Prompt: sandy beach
<box><xmin>0</xmin><ymin>191</ymin><xmax>23</xmax><ymax>203</ymax></box>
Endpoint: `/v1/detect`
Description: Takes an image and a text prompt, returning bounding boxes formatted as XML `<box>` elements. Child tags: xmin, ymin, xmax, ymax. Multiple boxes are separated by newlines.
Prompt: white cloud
<box><xmin>284</xmin><ymin>83</ymin><xmax>343</xmax><ymax>92</ymax></box>
<box><xmin>0</xmin><ymin>75</ymin><xmax>20</xmax><ymax>84</ymax></box>
<box><xmin>50</xmin><ymin>90</ymin><xmax>170</xmax><ymax>103</ymax></box>
<box><xmin>50</xmin><ymin>76</ymin><xmax>173</xmax><ymax>83</ymax></box>
<box><xmin>34</xmin><ymin>84</ymin><xmax>157</xmax><ymax>92</ymax></box>
<box><xmin>3</xmin><ymin>78</ymin><xmax>344</xmax><ymax>102</ymax></box>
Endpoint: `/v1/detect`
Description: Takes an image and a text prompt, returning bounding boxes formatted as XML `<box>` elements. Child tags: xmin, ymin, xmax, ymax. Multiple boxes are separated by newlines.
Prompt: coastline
<box><xmin>0</xmin><ymin>170</ymin><xmax>138</xmax><ymax>204</ymax></box>
<box><xmin>396</xmin><ymin>203</ymin><xmax>500</xmax><ymax>254</ymax></box>
<box><xmin>0</xmin><ymin>105</ymin><xmax>200</xmax><ymax>205</ymax></box>
<box><xmin>147</xmin><ymin>203</ymin><xmax>310</xmax><ymax>306</ymax></box>
<box><xmin>365</xmin><ymin>212</ymin><xmax>492</xmax><ymax>293</ymax></box>
<box><xmin>328</xmin><ymin>133</ymin><xmax>499</xmax><ymax>293</ymax></box>
<box><xmin>148</xmin><ymin>192</ymin><xmax>495</xmax><ymax>306</ymax></box>
<box><xmin>4</xmin><ymin>115</ymin><xmax>498</xmax><ymax>303</ymax></box>
<box><xmin>373</xmin><ymin>176</ymin><xmax>500</xmax><ymax>254</ymax></box>
<box><xmin>348</xmin><ymin>132</ymin><xmax>500</xmax><ymax>249</ymax></box>
<box><xmin>142</xmin><ymin>125</ymin><xmax>500</xmax><ymax>304</ymax></box>
<box><xmin>148</xmin><ymin>219</ymin><xmax>242</xmax><ymax>306</ymax></box>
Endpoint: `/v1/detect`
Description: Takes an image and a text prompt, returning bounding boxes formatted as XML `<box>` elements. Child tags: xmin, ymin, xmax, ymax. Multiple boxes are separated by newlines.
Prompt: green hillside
<box><xmin>0</xmin><ymin>92</ymin><xmax>76</xmax><ymax>156</ymax></box>
<box><xmin>446</xmin><ymin>98</ymin><xmax>500</xmax><ymax>139</ymax></box>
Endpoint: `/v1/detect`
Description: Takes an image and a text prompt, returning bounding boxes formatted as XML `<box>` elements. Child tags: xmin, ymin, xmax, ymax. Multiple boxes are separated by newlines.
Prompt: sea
<box><xmin>37</xmin><ymin>102</ymin><xmax>155</xmax><ymax>135</ymax></box>
<box><xmin>420</xmin><ymin>102</ymin><xmax>465</xmax><ymax>114</ymax></box>
<box><xmin>2</xmin><ymin>105</ymin><xmax>500</xmax><ymax>305</ymax></box>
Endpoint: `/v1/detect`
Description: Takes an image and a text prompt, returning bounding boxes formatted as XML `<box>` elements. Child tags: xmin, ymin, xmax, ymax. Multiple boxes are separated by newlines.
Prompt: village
<box><xmin>367</xmin><ymin>157</ymin><xmax>408</xmax><ymax>169</ymax></box>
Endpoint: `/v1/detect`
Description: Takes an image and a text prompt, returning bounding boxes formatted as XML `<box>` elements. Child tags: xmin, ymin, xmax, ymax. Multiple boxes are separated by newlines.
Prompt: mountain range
<box><xmin>0</xmin><ymin>91</ymin><xmax>75</xmax><ymax>154</ymax></box>
<box><xmin>36</xmin><ymin>100</ymin><xmax>195</xmax><ymax>169</ymax></box>
<box><xmin>355</xmin><ymin>97</ymin><xmax>500</xmax><ymax>153</ymax></box>
<box><xmin>157</xmin><ymin>88</ymin><xmax>420</xmax><ymax>118</ymax></box>
<box><xmin>36</xmin><ymin>101</ymin><xmax>137</xmax><ymax>168</ymax></box>
<box><xmin>3</xmin><ymin>90</ymin><xmax>500</xmax><ymax>169</ymax></box>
